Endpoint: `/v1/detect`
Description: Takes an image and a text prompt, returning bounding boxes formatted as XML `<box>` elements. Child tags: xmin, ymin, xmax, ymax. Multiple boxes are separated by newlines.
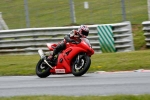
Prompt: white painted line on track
<box><xmin>95</xmin><ymin>69</ymin><xmax>150</xmax><ymax>74</ymax></box>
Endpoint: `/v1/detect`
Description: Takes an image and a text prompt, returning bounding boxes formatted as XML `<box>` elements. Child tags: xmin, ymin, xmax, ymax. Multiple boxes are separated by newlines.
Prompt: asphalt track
<box><xmin>0</xmin><ymin>71</ymin><xmax>150</xmax><ymax>97</ymax></box>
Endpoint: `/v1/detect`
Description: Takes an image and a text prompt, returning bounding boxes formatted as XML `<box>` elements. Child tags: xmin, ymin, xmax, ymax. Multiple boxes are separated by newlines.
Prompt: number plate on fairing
<box><xmin>55</xmin><ymin>69</ymin><xmax>65</xmax><ymax>73</ymax></box>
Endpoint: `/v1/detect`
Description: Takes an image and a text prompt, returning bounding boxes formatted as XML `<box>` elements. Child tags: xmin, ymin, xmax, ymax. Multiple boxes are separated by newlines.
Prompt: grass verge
<box><xmin>0</xmin><ymin>94</ymin><xmax>150</xmax><ymax>100</ymax></box>
<box><xmin>0</xmin><ymin>50</ymin><xmax>150</xmax><ymax>76</ymax></box>
<box><xmin>0</xmin><ymin>0</ymin><xmax>147</xmax><ymax>29</ymax></box>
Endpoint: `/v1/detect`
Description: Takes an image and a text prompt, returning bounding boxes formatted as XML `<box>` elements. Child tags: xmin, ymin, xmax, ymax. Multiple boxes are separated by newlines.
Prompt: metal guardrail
<box><xmin>142</xmin><ymin>21</ymin><xmax>150</xmax><ymax>48</ymax></box>
<box><xmin>0</xmin><ymin>21</ymin><xmax>134</xmax><ymax>54</ymax></box>
<box><xmin>97</xmin><ymin>21</ymin><xmax>134</xmax><ymax>53</ymax></box>
<box><xmin>0</xmin><ymin>26</ymin><xmax>100</xmax><ymax>54</ymax></box>
<box><xmin>112</xmin><ymin>21</ymin><xmax>134</xmax><ymax>52</ymax></box>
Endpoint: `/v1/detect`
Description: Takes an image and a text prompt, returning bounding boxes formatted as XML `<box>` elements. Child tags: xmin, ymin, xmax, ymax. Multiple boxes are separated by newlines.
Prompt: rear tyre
<box><xmin>72</xmin><ymin>54</ymin><xmax>91</xmax><ymax>76</ymax></box>
<box><xmin>36</xmin><ymin>59</ymin><xmax>51</xmax><ymax>78</ymax></box>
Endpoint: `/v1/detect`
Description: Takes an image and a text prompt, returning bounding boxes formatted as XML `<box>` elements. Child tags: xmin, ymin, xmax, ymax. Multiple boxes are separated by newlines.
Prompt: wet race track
<box><xmin>1</xmin><ymin>71</ymin><xmax>150</xmax><ymax>97</ymax></box>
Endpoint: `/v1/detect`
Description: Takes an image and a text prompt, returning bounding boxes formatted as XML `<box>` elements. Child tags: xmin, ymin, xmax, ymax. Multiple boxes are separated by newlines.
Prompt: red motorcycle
<box><xmin>36</xmin><ymin>38</ymin><xmax>94</xmax><ymax>78</ymax></box>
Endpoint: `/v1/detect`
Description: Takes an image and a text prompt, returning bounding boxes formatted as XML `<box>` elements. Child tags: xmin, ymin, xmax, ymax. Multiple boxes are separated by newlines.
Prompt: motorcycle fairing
<box><xmin>49</xmin><ymin>38</ymin><xmax>94</xmax><ymax>74</ymax></box>
<box><xmin>49</xmin><ymin>46</ymin><xmax>87</xmax><ymax>74</ymax></box>
<box><xmin>47</xmin><ymin>43</ymin><xmax>57</xmax><ymax>51</ymax></box>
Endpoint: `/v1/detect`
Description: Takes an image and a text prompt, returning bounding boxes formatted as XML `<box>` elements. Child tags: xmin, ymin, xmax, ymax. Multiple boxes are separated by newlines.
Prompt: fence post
<box><xmin>148</xmin><ymin>0</ymin><xmax>150</xmax><ymax>20</ymax></box>
<box><xmin>69</xmin><ymin>0</ymin><xmax>76</xmax><ymax>24</ymax></box>
<box><xmin>120</xmin><ymin>0</ymin><xmax>126</xmax><ymax>21</ymax></box>
<box><xmin>0</xmin><ymin>12</ymin><xmax>9</xmax><ymax>30</ymax></box>
<box><xmin>24</xmin><ymin>0</ymin><xmax>30</xmax><ymax>28</ymax></box>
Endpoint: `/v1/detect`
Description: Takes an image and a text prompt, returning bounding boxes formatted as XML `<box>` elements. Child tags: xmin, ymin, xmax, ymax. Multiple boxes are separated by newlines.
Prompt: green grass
<box><xmin>0</xmin><ymin>0</ymin><xmax>148</xmax><ymax>29</ymax></box>
<box><xmin>0</xmin><ymin>50</ymin><xmax>150</xmax><ymax>76</ymax></box>
<box><xmin>1</xmin><ymin>94</ymin><xmax>150</xmax><ymax>100</ymax></box>
<box><xmin>90</xmin><ymin>50</ymin><xmax>150</xmax><ymax>72</ymax></box>
<box><xmin>0</xmin><ymin>54</ymin><xmax>39</xmax><ymax>76</ymax></box>
<box><xmin>132</xmin><ymin>24</ymin><xmax>146</xmax><ymax>50</ymax></box>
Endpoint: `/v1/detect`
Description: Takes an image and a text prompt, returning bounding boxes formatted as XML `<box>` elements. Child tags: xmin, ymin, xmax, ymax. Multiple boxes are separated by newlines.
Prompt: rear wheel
<box><xmin>72</xmin><ymin>54</ymin><xmax>91</xmax><ymax>76</ymax></box>
<box><xmin>36</xmin><ymin>59</ymin><xmax>51</xmax><ymax>78</ymax></box>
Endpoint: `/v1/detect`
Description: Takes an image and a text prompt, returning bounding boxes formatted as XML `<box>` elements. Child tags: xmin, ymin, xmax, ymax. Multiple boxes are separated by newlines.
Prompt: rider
<box><xmin>49</xmin><ymin>25</ymin><xmax>89</xmax><ymax>61</ymax></box>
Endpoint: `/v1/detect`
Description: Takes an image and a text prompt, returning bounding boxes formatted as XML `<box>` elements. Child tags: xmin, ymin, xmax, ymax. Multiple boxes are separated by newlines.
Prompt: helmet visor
<box><xmin>82</xmin><ymin>30</ymin><xmax>89</xmax><ymax>36</ymax></box>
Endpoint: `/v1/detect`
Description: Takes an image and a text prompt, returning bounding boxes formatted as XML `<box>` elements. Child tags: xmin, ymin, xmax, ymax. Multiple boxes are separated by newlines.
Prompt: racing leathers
<box><xmin>50</xmin><ymin>30</ymin><xmax>80</xmax><ymax>60</ymax></box>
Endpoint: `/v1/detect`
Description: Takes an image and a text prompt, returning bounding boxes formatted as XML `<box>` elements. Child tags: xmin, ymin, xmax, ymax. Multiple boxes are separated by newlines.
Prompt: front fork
<box><xmin>75</xmin><ymin>53</ymin><xmax>85</xmax><ymax>65</ymax></box>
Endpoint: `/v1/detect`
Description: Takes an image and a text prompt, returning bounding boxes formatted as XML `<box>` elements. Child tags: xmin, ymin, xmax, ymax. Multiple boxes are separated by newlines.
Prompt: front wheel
<box><xmin>72</xmin><ymin>54</ymin><xmax>91</xmax><ymax>76</ymax></box>
<box><xmin>36</xmin><ymin>59</ymin><xmax>51</xmax><ymax>78</ymax></box>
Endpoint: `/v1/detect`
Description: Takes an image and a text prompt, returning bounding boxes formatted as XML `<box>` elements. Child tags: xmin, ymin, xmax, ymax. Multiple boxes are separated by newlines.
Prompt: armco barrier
<box><xmin>0</xmin><ymin>21</ymin><xmax>134</xmax><ymax>54</ymax></box>
<box><xmin>97</xmin><ymin>25</ymin><xmax>116</xmax><ymax>53</ymax></box>
<box><xmin>142</xmin><ymin>21</ymin><xmax>150</xmax><ymax>48</ymax></box>
<box><xmin>111</xmin><ymin>21</ymin><xmax>134</xmax><ymax>52</ymax></box>
<box><xmin>0</xmin><ymin>26</ymin><xmax>100</xmax><ymax>54</ymax></box>
<box><xmin>97</xmin><ymin>21</ymin><xmax>134</xmax><ymax>53</ymax></box>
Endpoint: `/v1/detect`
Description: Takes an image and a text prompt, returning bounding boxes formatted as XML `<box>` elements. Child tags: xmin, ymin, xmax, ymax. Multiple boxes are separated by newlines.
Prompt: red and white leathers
<box><xmin>50</xmin><ymin>25</ymin><xmax>89</xmax><ymax>60</ymax></box>
<box><xmin>51</xmin><ymin>30</ymin><xmax>80</xmax><ymax>58</ymax></box>
<box><xmin>65</xmin><ymin>30</ymin><xmax>81</xmax><ymax>42</ymax></box>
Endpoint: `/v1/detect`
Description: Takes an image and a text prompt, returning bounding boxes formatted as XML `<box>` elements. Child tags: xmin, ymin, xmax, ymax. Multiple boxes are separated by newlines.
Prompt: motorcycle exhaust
<box><xmin>38</xmin><ymin>49</ymin><xmax>53</xmax><ymax>69</ymax></box>
<box><xmin>38</xmin><ymin>49</ymin><xmax>45</xmax><ymax>59</ymax></box>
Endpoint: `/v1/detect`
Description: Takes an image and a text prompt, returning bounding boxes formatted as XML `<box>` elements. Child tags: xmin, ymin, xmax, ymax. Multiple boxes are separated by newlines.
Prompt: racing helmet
<box><xmin>78</xmin><ymin>25</ymin><xmax>89</xmax><ymax>38</ymax></box>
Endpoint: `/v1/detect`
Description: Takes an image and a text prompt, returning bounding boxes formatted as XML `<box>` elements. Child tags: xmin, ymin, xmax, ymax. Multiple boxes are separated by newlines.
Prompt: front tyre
<box><xmin>36</xmin><ymin>59</ymin><xmax>51</xmax><ymax>78</ymax></box>
<box><xmin>72</xmin><ymin>55</ymin><xmax>91</xmax><ymax>76</ymax></box>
